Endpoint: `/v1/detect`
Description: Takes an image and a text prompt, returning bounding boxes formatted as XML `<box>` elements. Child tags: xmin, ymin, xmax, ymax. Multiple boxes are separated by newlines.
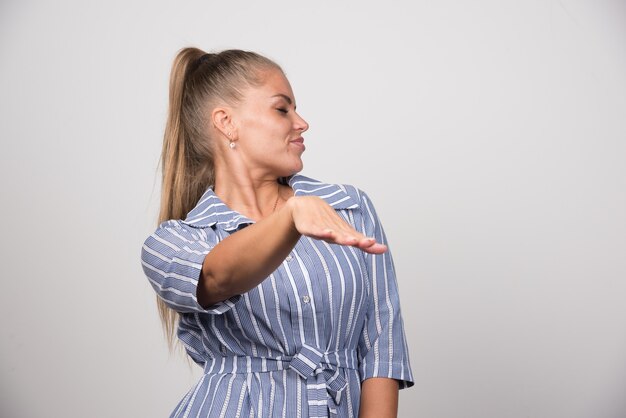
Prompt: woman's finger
<box><xmin>320</xmin><ymin>228</ymin><xmax>358</xmax><ymax>246</ymax></box>
<box><xmin>360</xmin><ymin>242</ymin><xmax>387</xmax><ymax>254</ymax></box>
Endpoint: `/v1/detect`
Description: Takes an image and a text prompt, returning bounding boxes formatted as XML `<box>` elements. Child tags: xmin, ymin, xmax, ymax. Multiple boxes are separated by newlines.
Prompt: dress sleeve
<box><xmin>356</xmin><ymin>191</ymin><xmax>414</xmax><ymax>389</ymax></box>
<box><xmin>140</xmin><ymin>220</ymin><xmax>241</xmax><ymax>314</ymax></box>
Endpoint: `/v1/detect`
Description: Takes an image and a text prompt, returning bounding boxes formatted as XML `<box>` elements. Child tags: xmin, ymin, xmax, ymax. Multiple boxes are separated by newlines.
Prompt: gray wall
<box><xmin>1</xmin><ymin>1</ymin><xmax>625</xmax><ymax>417</ymax></box>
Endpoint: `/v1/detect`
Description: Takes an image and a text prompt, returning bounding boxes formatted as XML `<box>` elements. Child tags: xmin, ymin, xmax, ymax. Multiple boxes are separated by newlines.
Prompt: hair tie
<box><xmin>198</xmin><ymin>53</ymin><xmax>212</xmax><ymax>64</ymax></box>
<box><xmin>188</xmin><ymin>53</ymin><xmax>213</xmax><ymax>78</ymax></box>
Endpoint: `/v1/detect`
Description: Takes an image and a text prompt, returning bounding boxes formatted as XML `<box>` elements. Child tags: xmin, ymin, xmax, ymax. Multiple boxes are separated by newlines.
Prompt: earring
<box><xmin>226</xmin><ymin>132</ymin><xmax>236</xmax><ymax>149</ymax></box>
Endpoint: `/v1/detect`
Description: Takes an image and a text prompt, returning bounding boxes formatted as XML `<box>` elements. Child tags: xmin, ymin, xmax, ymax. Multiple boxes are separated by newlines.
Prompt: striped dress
<box><xmin>141</xmin><ymin>174</ymin><xmax>414</xmax><ymax>417</ymax></box>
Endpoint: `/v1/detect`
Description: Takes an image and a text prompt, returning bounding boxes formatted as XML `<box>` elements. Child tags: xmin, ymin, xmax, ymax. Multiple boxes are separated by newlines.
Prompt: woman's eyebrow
<box><xmin>271</xmin><ymin>94</ymin><xmax>293</xmax><ymax>105</ymax></box>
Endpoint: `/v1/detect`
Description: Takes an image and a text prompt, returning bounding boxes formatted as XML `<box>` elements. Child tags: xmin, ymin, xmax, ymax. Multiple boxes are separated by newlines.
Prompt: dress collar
<box><xmin>183</xmin><ymin>174</ymin><xmax>360</xmax><ymax>231</ymax></box>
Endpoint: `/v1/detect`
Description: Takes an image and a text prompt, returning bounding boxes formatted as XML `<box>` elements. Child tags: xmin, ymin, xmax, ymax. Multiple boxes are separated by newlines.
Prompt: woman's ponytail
<box><xmin>158</xmin><ymin>47</ymin><xmax>215</xmax><ymax>347</ymax></box>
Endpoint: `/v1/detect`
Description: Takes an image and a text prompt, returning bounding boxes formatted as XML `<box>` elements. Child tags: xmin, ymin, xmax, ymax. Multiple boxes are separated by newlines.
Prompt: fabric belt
<box><xmin>203</xmin><ymin>344</ymin><xmax>358</xmax><ymax>417</ymax></box>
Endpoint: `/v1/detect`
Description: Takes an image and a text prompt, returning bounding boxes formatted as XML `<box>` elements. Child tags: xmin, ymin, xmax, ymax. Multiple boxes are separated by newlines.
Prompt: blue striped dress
<box><xmin>141</xmin><ymin>174</ymin><xmax>414</xmax><ymax>417</ymax></box>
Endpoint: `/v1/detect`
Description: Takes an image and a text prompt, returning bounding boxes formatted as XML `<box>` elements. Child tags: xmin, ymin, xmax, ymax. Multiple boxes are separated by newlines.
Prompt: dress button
<box><xmin>286</xmin><ymin>254</ymin><xmax>293</xmax><ymax>262</ymax></box>
<box><xmin>302</xmin><ymin>295</ymin><xmax>310</xmax><ymax>304</ymax></box>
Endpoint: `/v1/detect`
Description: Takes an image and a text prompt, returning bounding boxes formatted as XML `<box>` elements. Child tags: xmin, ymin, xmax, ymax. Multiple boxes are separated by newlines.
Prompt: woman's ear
<box><xmin>211</xmin><ymin>107</ymin><xmax>237</xmax><ymax>139</ymax></box>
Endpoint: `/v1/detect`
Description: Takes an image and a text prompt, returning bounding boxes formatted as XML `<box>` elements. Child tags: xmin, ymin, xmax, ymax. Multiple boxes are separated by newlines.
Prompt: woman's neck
<box><xmin>213</xmin><ymin>166</ymin><xmax>289</xmax><ymax>222</ymax></box>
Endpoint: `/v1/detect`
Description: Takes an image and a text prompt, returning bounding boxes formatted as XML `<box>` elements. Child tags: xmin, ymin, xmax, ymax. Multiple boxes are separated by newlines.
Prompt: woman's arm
<box><xmin>359</xmin><ymin>378</ymin><xmax>399</xmax><ymax>418</ymax></box>
<box><xmin>198</xmin><ymin>196</ymin><xmax>387</xmax><ymax>307</ymax></box>
<box><xmin>355</xmin><ymin>189</ymin><xmax>414</xmax><ymax>408</ymax></box>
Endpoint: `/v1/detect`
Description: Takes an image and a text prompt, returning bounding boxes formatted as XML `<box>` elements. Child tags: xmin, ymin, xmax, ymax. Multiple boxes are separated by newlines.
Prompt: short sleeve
<box><xmin>356</xmin><ymin>191</ymin><xmax>414</xmax><ymax>389</ymax></box>
<box><xmin>140</xmin><ymin>220</ymin><xmax>241</xmax><ymax>314</ymax></box>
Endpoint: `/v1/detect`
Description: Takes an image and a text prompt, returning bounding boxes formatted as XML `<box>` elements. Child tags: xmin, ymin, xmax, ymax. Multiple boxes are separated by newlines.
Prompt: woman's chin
<box><xmin>279</xmin><ymin>159</ymin><xmax>303</xmax><ymax>177</ymax></box>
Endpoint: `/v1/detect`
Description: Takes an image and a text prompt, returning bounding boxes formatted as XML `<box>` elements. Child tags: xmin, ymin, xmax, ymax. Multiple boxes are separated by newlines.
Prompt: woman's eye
<box><xmin>277</xmin><ymin>108</ymin><xmax>288</xmax><ymax>114</ymax></box>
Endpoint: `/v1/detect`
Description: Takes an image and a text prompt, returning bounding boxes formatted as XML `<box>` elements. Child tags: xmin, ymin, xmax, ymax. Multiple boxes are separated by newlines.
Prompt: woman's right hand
<box><xmin>286</xmin><ymin>196</ymin><xmax>387</xmax><ymax>254</ymax></box>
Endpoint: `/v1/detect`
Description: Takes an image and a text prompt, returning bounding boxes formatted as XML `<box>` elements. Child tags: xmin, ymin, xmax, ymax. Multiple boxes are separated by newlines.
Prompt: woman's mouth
<box><xmin>290</xmin><ymin>137</ymin><xmax>305</xmax><ymax>150</ymax></box>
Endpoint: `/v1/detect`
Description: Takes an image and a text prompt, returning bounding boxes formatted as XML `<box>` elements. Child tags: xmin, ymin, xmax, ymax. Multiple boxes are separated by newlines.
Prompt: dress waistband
<box><xmin>202</xmin><ymin>344</ymin><xmax>358</xmax><ymax>418</ymax></box>
<box><xmin>202</xmin><ymin>345</ymin><xmax>358</xmax><ymax>375</ymax></box>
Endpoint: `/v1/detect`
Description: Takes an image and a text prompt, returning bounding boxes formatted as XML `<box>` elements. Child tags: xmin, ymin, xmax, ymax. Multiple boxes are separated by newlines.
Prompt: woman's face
<box><xmin>231</xmin><ymin>68</ymin><xmax>309</xmax><ymax>178</ymax></box>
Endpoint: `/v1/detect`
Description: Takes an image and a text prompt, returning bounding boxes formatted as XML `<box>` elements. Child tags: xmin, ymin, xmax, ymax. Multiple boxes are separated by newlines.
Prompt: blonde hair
<box><xmin>158</xmin><ymin>47</ymin><xmax>281</xmax><ymax>347</ymax></box>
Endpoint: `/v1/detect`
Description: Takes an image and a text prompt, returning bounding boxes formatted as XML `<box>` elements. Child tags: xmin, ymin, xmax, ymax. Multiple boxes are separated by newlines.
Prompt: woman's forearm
<box><xmin>197</xmin><ymin>199</ymin><xmax>300</xmax><ymax>307</ymax></box>
<box><xmin>359</xmin><ymin>377</ymin><xmax>399</xmax><ymax>418</ymax></box>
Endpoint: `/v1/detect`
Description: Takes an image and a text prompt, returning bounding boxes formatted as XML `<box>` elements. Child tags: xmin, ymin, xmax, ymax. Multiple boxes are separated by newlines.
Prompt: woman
<box><xmin>141</xmin><ymin>47</ymin><xmax>413</xmax><ymax>418</ymax></box>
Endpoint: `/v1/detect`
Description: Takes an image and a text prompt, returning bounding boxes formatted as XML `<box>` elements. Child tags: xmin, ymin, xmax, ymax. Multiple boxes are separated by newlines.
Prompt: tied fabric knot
<box><xmin>288</xmin><ymin>343</ymin><xmax>347</xmax><ymax>417</ymax></box>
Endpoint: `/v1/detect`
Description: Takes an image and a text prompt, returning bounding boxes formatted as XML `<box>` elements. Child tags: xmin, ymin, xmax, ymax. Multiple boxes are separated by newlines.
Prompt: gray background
<box><xmin>1</xmin><ymin>1</ymin><xmax>625</xmax><ymax>417</ymax></box>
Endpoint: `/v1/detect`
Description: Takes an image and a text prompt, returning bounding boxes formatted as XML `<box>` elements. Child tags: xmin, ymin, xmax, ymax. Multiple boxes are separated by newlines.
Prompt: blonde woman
<box><xmin>141</xmin><ymin>48</ymin><xmax>413</xmax><ymax>418</ymax></box>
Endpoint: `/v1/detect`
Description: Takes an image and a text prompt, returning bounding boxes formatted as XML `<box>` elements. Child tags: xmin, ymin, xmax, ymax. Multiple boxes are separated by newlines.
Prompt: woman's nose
<box><xmin>295</xmin><ymin>112</ymin><xmax>309</xmax><ymax>133</ymax></box>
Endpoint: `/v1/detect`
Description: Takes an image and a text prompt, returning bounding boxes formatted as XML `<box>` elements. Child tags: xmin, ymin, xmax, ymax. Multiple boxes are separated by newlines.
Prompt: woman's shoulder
<box><xmin>288</xmin><ymin>173</ymin><xmax>368</xmax><ymax>207</ymax></box>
